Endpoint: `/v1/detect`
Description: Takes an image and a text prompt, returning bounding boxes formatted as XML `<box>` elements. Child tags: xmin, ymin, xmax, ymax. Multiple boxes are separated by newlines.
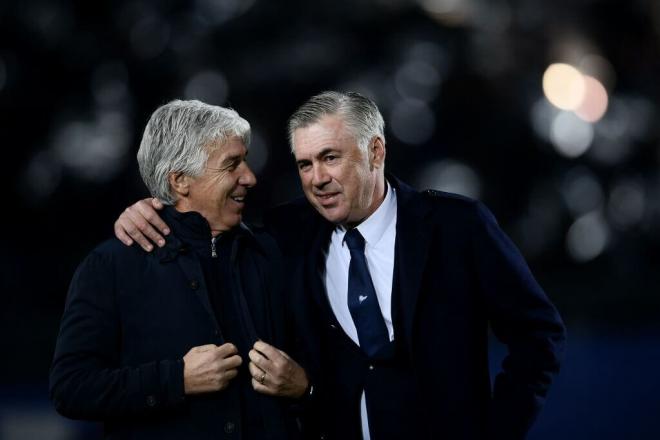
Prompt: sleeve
<box><xmin>49</xmin><ymin>249</ymin><xmax>186</xmax><ymax>420</ymax></box>
<box><xmin>470</xmin><ymin>202</ymin><xmax>567</xmax><ymax>439</ymax></box>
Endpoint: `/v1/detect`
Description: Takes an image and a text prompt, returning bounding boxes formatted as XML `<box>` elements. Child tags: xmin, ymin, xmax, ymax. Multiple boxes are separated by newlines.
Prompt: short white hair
<box><xmin>137</xmin><ymin>99</ymin><xmax>250</xmax><ymax>205</ymax></box>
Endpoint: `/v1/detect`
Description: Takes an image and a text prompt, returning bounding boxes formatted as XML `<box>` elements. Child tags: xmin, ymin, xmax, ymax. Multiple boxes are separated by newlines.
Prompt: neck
<box><xmin>173</xmin><ymin>203</ymin><xmax>227</xmax><ymax>237</ymax></box>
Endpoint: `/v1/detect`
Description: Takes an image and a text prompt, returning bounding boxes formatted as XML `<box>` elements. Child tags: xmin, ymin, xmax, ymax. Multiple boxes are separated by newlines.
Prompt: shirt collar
<box><xmin>339</xmin><ymin>180</ymin><xmax>397</xmax><ymax>247</ymax></box>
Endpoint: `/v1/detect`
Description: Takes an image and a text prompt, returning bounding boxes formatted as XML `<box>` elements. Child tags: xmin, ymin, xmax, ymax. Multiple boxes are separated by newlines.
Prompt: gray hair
<box><xmin>137</xmin><ymin>99</ymin><xmax>250</xmax><ymax>205</ymax></box>
<box><xmin>287</xmin><ymin>91</ymin><xmax>385</xmax><ymax>153</ymax></box>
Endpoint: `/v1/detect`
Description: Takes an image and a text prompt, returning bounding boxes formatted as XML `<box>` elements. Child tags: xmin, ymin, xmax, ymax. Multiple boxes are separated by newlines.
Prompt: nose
<box><xmin>311</xmin><ymin>163</ymin><xmax>330</xmax><ymax>188</ymax></box>
<box><xmin>238</xmin><ymin>162</ymin><xmax>257</xmax><ymax>188</ymax></box>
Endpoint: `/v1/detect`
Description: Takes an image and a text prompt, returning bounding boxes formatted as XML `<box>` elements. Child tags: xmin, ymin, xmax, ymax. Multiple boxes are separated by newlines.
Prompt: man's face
<box><xmin>180</xmin><ymin>136</ymin><xmax>256</xmax><ymax>233</ymax></box>
<box><xmin>293</xmin><ymin>115</ymin><xmax>385</xmax><ymax>226</ymax></box>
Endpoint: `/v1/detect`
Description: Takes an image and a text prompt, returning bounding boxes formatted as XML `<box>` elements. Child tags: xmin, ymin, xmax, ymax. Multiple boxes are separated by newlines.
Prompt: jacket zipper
<box><xmin>211</xmin><ymin>236</ymin><xmax>218</xmax><ymax>258</ymax></box>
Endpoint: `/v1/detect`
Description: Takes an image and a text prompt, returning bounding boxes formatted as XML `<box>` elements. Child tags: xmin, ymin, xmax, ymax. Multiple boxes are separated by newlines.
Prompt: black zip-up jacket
<box><xmin>50</xmin><ymin>207</ymin><xmax>301</xmax><ymax>439</ymax></box>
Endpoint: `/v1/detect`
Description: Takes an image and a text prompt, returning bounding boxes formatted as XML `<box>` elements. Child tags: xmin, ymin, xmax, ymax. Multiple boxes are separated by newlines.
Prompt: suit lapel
<box><xmin>306</xmin><ymin>218</ymin><xmax>336</xmax><ymax>320</ymax></box>
<box><xmin>390</xmin><ymin>177</ymin><xmax>434</xmax><ymax>356</ymax></box>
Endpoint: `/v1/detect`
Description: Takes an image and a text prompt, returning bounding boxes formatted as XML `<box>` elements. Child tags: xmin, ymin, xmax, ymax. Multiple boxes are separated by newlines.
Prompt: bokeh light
<box><xmin>543</xmin><ymin>63</ymin><xmax>586</xmax><ymax>111</ymax></box>
<box><xmin>566</xmin><ymin>210</ymin><xmax>610</xmax><ymax>262</ymax></box>
<box><xmin>389</xmin><ymin>99</ymin><xmax>435</xmax><ymax>145</ymax></box>
<box><xmin>513</xmin><ymin>185</ymin><xmax>563</xmax><ymax>258</ymax></box>
<box><xmin>51</xmin><ymin>112</ymin><xmax>132</xmax><ymax>182</ymax></box>
<box><xmin>394</xmin><ymin>60</ymin><xmax>442</xmax><ymax>102</ymax></box>
<box><xmin>91</xmin><ymin>61</ymin><xmax>130</xmax><ymax>108</ymax></box>
<box><xmin>578</xmin><ymin>54</ymin><xmax>617</xmax><ymax>90</ymax></box>
<box><xmin>130</xmin><ymin>15</ymin><xmax>171</xmax><ymax>59</ymax></box>
<box><xmin>184</xmin><ymin>70</ymin><xmax>229</xmax><ymax>105</ymax></box>
<box><xmin>194</xmin><ymin>0</ymin><xmax>257</xmax><ymax>25</ymax></box>
<box><xmin>531</xmin><ymin>97</ymin><xmax>560</xmax><ymax>143</ymax></box>
<box><xmin>415</xmin><ymin>159</ymin><xmax>482</xmax><ymax>199</ymax></box>
<box><xmin>21</xmin><ymin>151</ymin><xmax>63</xmax><ymax>201</ymax></box>
<box><xmin>575</xmin><ymin>75</ymin><xmax>608</xmax><ymax>122</ymax></box>
<box><xmin>560</xmin><ymin>166</ymin><xmax>604</xmax><ymax>217</ymax></box>
<box><xmin>550</xmin><ymin>111</ymin><xmax>594</xmax><ymax>158</ymax></box>
<box><xmin>608</xmin><ymin>178</ymin><xmax>646</xmax><ymax>229</ymax></box>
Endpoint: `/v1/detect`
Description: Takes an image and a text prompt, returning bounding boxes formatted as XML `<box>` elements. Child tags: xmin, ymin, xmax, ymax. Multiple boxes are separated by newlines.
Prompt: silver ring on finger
<box><xmin>258</xmin><ymin>372</ymin><xmax>266</xmax><ymax>384</ymax></box>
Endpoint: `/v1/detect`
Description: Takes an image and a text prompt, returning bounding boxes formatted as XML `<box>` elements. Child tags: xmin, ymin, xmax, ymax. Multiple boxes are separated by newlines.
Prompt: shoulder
<box><xmin>265</xmin><ymin>197</ymin><xmax>315</xmax><ymax>225</ymax></box>
<box><xmin>76</xmin><ymin>238</ymin><xmax>150</xmax><ymax>274</ymax></box>
<box><xmin>263</xmin><ymin>197</ymin><xmax>322</xmax><ymax>246</ymax></box>
<box><xmin>414</xmin><ymin>190</ymin><xmax>503</xmax><ymax>242</ymax></box>
<box><xmin>390</xmin><ymin>174</ymin><xmax>483</xmax><ymax>219</ymax></box>
<box><xmin>66</xmin><ymin>238</ymin><xmax>151</xmax><ymax>298</ymax></box>
<box><xmin>243</xmin><ymin>224</ymin><xmax>282</xmax><ymax>258</ymax></box>
<box><xmin>400</xmin><ymin>184</ymin><xmax>488</xmax><ymax>224</ymax></box>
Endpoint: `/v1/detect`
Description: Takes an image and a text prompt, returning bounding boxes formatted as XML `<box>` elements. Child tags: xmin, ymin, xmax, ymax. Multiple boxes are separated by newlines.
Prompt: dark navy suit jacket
<box><xmin>265</xmin><ymin>176</ymin><xmax>566</xmax><ymax>439</ymax></box>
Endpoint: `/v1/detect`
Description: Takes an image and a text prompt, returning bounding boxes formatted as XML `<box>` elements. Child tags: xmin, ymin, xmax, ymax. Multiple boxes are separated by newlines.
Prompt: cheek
<box><xmin>300</xmin><ymin>174</ymin><xmax>314</xmax><ymax>189</ymax></box>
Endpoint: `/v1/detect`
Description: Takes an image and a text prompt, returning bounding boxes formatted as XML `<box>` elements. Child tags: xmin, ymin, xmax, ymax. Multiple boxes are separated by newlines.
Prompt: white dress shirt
<box><xmin>323</xmin><ymin>181</ymin><xmax>398</xmax><ymax>440</ymax></box>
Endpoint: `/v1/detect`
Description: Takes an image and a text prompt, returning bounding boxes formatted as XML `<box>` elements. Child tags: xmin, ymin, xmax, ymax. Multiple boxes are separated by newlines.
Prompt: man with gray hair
<box><xmin>115</xmin><ymin>91</ymin><xmax>566</xmax><ymax>439</ymax></box>
<box><xmin>50</xmin><ymin>100</ymin><xmax>309</xmax><ymax>439</ymax></box>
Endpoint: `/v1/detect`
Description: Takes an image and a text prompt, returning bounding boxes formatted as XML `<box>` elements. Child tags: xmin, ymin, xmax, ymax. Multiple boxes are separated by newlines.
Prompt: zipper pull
<box><xmin>211</xmin><ymin>236</ymin><xmax>218</xmax><ymax>258</ymax></box>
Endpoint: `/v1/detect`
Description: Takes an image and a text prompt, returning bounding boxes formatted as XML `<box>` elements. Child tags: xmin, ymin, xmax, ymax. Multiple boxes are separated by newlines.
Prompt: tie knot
<box><xmin>344</xmin><ymin>228</ymin><xmax>366</xmax><ymax>252</ymax></box>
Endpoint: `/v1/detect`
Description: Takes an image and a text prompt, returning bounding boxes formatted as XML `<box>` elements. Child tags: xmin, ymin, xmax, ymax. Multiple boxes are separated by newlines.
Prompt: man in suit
<box><xmin>51</xmin><ymin>100</ymin><xmax>309</xmax><ymax>439</ymax></box>
<box><xmin>114</xmin><ymin>92</ymin><xmax>566</xmax><ymax>439</ymax></box>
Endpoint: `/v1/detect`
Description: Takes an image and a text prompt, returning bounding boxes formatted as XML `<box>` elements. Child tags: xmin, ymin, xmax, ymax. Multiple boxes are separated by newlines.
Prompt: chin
<box><xmin>316</xmin><ymin>206</ymin><xmax>348</xmax><ymax>225</ymax></box>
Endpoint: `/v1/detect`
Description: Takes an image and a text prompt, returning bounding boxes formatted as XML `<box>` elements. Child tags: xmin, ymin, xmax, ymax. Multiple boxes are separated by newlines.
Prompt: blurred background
<box><xmin>2</xmin><ymin>0</ymin><xmax>659</xmax><ymax>438</ymax></box>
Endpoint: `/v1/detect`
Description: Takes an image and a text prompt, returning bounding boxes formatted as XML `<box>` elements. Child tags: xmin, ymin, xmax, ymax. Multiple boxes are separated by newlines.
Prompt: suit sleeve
<box><xmin>470</xmin><ymin>202</ymin><xmax>566</xmax><ymax>439</ymax></box>
<box><xmin>49</xmin><ymin>250</ymin><xmax>186</xmax><ymax>420</ymax></box>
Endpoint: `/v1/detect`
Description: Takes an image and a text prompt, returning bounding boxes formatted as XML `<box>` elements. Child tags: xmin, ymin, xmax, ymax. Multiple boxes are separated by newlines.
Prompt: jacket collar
<box><xmin>154</xmin><ymin>206</ymin><xmax>259</xmax><ymax>263</ymax></box>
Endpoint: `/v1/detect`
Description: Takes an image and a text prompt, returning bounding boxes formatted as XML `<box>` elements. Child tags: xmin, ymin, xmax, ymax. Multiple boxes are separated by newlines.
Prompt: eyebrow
<box><xmin>222</xmin><ymin>153</ymin><xmax>246</xmax><ymax>164</ymax></box>
<box><xmin>295</xmin><ymin>147</ymin><xmax>339</xmax><ymax>165</ymax></box>
<box><xmin>316</xmin><ymin>147</ymin><xmax>338</xmax><ymax>158</ymax></box>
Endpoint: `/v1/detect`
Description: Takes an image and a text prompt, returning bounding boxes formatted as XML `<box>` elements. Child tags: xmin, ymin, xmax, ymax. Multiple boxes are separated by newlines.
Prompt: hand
<box><xmin>114</xmin><ymin>198</ymin><xmax>169</xmax><ymax>251</ymax></box>
<box><xmin>182</xmin><ymin>343</ymin><xmax>242</xmax><ymax>394</ymax></box>
<box><xmin>248</xmin><ymin>341</ymin><xmax>308</xmax><ymax>398</ymax></box>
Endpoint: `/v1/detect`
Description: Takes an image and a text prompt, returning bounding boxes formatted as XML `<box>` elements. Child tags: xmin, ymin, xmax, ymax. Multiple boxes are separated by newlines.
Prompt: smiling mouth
<box><xmin>230</xmin><ymin>195</ymin><xmax>246</xmax><ymax>203</ymax></box>
<box><xmin>315</xmin><ymin>192</ymin><xmax>339</xmax><ymax>204</ymax></box>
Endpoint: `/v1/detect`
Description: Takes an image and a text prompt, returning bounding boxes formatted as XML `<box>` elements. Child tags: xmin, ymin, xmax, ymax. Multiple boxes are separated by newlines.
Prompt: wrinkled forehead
<box><xmin>205</xmin><ymin>134</ymin><xmax>247</xmax><ymax>152</ymax></box>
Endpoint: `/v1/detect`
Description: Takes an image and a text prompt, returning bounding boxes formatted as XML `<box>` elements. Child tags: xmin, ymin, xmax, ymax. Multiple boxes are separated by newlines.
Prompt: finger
<box><xmin>121</xmin><ymin>209</ymin><xmax>155</xmax><ymax>252</ymax></box>
<box><xmin>277</xmin><ymin>349</ymin><xmax>292</xmax><ymax>360</ymax></box>
<box><xmin>253</xmin><ymin>341</ymin><xmax>283</xmax><ymax>362</ymax></box>
<box><xmin>114</xmin><ymin>220</ymin><xmax>134</xmax><ymax>246</ymax></box>
<box><xmin>251</xmin><ymin>378</ymin><xmax>275</xmax><ymax>395</ymax></box>
<box><xmin>150</xmin><ymin>197</ymin><xmax>165</xmax><ymax>211</ymax></box>
<box><xmin>193</xmin><ymin>344</ymin><xmax>217</xmax><ymax>353</ymax></box>
<box><xmin>248</xmin><ymin>361</ymin><xmax>265</xmax><ymax>379</ymax></box>
<box><xmin>224</xmin><ymin>368</ymin><xmax>239</xmax><ymax>380</ymax></box>
<box><xmin>137</xmin><ymin>198</ymin><xmax>170</xmax><ymax>238</ymax></box>
<box><xmin>127</xmin><ymin>206</ymin><xmax>166</xmax><ymax>248</ymax></box>
<box><xmin>249</xmin><ymin>349</ymin><xmax>274</xmax><ymax>372</ymax></box>
<box><xmin>222</xmin><ymin>354</ymin><xmax>243</xmax><ymax>369</ymax></box>
<box><xmin>217</xmin><ymin>343</ymin><xmax>238</xmax><ymax>357</ymax></box>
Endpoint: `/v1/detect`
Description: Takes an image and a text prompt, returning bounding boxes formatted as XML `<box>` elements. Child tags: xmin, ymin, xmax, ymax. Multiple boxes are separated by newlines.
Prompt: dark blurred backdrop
<box><xmin>1</xmin><ymin>0</ymin><xmax>659</xmax><ymax>438</ymax></box>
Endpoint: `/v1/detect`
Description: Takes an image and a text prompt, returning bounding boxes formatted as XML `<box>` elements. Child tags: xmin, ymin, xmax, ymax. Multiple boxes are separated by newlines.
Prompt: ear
<box><xmin>168</xmin><ymin>172</ymin><xmax>190</xmax><ymax>197</ymax></box>
<box><xmin>369</xmin><ymin>136</ymin><xmax>386</xmax><ymax>170</ymax></box>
